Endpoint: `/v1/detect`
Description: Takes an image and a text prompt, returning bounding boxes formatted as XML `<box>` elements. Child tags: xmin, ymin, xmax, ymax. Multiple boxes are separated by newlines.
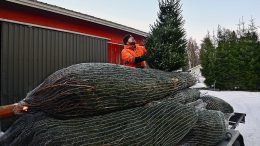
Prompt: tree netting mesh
<box><xmin>164</xmin><ymin>88</ymin><xmax>201</xmax><ymax>104</ymax></box>
<box><xmin>200</xmin><ymin>95</ymin><xmax>234</xmax><ymax>113</ymax></box>
<box><xmin>155</xmin><ymin>90</ymin><xmax>229</xmax><ymax>146</ymax></box>
<box><xmin>0</xmin><ymin>101</ymin><xmax>198</xmax><ymax>146</ymax></box>
<box><xmin>22</xmin><ymin>63</ymin><xmax>196</xmax><ymax>119</ymax></box>
<box><xmin>0</xmin><ymin>113</ymin><xmax>46</xmax><ymax>146</ymax></box>
<box><xmin>0</xmin><ymin>63</ymin><xmax>233</xmax><ymax>146</ymax></box>
<box><xmin>178</xmin><ymin>110</ymin><xmax>227</xmax><ymax>146</ymax></box>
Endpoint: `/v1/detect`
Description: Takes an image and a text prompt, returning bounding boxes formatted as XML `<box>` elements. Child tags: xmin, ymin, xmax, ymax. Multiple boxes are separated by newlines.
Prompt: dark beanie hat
<box><xmin>123</xmin><ymin>34</ymin><xmax>131</xmax><ymax>45</ymax></box>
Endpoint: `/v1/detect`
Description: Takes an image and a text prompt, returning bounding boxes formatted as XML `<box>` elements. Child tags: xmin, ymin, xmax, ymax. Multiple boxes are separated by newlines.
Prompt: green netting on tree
<box><xmin>0</xmin><ymin>101</ymin><xmax>198</xmax><ymax>146</ymax></box>
<box><xmin>200</xmin><ymin>95</ymin><xmax>234</xmax><ymax>113</ymax></box>
<box><xmin>179</xmin><ymin>109</ymin><xmax>227</xmax><ymax>146</ymax></box>
<box><xmin>164</xmin><ymin>88</ymin><xmax>201</xmax><ymax>104</ymax></box>
<box><xmin>20</xmin><ymin>63</ymin><xmax>196</xmax><ymax>119</ymax></box>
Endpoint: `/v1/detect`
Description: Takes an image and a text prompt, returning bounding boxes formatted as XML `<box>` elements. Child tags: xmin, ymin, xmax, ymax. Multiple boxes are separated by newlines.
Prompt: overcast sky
<box><xmin>39</xmin><ymin>0</ymin><xmax>260</xmax><ymax>44</ymax></box>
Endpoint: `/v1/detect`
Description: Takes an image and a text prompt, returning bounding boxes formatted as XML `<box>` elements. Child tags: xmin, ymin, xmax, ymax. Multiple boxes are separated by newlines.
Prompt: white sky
<box><xmin>39</xmin><ymin>0</ymin><xmax>260</xmax><ymax>44</ymax></box>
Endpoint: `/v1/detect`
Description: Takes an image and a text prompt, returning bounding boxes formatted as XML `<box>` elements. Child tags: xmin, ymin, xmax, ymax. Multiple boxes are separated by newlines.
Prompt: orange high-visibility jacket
<box><xmin>121</xmin><ymin>44</ymin><xmax>147</xmax><ymax>68</ymax></box>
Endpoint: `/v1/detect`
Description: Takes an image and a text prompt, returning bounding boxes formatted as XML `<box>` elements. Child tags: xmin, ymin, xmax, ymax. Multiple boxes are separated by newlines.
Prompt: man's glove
<box><xmin>133</xmin><ymin>55</ymin><xmax>146</xmax><ymax>64</ymax></box>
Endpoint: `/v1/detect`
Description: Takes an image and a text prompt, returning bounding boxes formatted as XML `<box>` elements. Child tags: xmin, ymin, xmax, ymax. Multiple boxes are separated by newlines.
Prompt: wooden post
<box><xmin>0</xmin><ymin>103</ymin><xmax>28</xmax><ymax>119</ymax></box>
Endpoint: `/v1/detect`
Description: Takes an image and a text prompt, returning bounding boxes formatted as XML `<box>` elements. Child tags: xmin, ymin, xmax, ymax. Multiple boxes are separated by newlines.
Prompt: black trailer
<box><xmin>217</xmin><ymin>113</ymin><xmax>246</xmax><ymax>146</ymax></box>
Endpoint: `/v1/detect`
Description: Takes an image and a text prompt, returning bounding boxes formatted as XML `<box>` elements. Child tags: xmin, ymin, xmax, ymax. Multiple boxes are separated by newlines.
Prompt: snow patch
<box><xmin>200</xmin><ymin>90</ymin><xmax>260</xmax><ymax>146</ymax></box>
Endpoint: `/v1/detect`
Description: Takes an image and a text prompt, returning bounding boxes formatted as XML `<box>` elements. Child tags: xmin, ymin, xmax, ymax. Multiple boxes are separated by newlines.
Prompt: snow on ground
<box><xmin>189</xmin><ymin>65</ymin><xmax>260</xmax><ymax>146</ymax></box>
<box><xmin>190</xmin><ymin>76</ymin><xmax>207</xmax><ymax>88</ymax></box>
<box><xmin>200</xmin><ymin>90</ymin><xmax>260</xmax><ymax>146</ymax></box>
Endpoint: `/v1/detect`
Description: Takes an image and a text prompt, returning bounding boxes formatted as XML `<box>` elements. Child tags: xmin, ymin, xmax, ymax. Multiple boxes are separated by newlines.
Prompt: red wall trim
<box><xmin>0</xmin><ymin>1</ymin><xmax>145</xmax><ymax>44</ymax></box>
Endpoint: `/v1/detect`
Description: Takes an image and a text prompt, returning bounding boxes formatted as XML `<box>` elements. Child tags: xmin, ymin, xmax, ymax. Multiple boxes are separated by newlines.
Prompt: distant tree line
<box><xmin>200</xmin><ymin>18</ymin><xmax>260</xmax><ymax>90</ymax></box>
<box><xmin>186</xmin><ymin>38</ymin><xmax>200</xmax><ymax>68</ymax></box>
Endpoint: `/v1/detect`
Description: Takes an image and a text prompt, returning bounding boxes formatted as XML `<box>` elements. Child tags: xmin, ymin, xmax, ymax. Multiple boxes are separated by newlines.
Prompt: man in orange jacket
<box><xmin>121</xmin><ymin>34</ymin><xmax>147</xmax><ymax>68</ymax></box>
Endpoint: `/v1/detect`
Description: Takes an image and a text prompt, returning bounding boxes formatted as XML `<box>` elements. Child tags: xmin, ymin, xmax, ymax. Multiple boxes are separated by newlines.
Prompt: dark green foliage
<box><xmin>145</xmin><ymin>0</ymin><xmax>187</xmax><ymax>71</ymax></box>
<box><xmin>200</xmin><ymin>35</ymin><xmax>216</xmax><ymax>87</ymax></box>
<box><xmin>200</xmin><ymin>19</ymin><xmax>260</xmax><ymax>90</ymax></box>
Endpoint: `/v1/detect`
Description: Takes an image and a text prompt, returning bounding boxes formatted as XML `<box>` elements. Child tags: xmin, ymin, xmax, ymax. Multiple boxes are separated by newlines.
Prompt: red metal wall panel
<box><xmin>108</xmin><ymin>43</ymin><xmax>124</xmax><ymax>64</ymax></box>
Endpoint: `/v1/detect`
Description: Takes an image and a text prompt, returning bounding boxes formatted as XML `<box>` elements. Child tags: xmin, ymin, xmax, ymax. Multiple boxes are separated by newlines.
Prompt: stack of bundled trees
<box><xmin>0</xmin><ymin>63</ymin><xmax>234</xmax><ymax>146</ymax></box>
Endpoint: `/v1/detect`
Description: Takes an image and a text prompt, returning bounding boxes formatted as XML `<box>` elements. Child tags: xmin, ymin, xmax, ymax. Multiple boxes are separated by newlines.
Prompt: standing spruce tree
<box><xmin>200</xmin><ymin>35</ymin><xmax>216</xmax><ymax>87</ymax></box>
<box><xmin>145</xmin><ymin>0</ymin><xmax>187</xmax><ymax>71</ymax></box>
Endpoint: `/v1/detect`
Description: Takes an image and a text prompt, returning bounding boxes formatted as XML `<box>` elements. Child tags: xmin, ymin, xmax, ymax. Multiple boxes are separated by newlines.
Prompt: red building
<box><xmin>0</xmin><ymin>0</ymin><xmax>148</xmax><ymax>64</ymax></box>
<box><xmin>0</xmin><ymin>0</ymin><xmax>148</xmax><ymax>130</ymax></box>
